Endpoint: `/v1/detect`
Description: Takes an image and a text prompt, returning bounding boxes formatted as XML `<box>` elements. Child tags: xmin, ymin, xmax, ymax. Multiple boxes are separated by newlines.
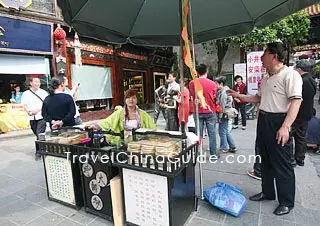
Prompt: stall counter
<box><xmin>0</xmin><ymin>104</ymin><xmax>30</xmax><ymax>131</ymax></box>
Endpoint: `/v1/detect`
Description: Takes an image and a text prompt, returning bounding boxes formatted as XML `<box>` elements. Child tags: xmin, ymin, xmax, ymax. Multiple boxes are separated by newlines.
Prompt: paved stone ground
<box><xmin>1</xmin><ymin>110</ymin><xmax>320</xmax><ymax>226</ymax></box>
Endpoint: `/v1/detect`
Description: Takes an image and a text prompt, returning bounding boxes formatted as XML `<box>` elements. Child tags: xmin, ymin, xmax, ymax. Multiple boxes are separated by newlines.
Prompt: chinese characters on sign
<box><xmin>246</xmin><ymin>51</ymin><xmax>266</xmax><ymax>95</ymax></box>
<box><xmin>123</xmin><ymin>169</ymin><xmax>170</xmax><ymax>226</ymax></box>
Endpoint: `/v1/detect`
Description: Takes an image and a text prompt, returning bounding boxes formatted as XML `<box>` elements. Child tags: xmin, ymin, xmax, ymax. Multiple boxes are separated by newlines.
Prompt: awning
<box><xmin>0</xmin><ymin>54</ymin><xmax>50</xmax><ymax>75</ymax></box>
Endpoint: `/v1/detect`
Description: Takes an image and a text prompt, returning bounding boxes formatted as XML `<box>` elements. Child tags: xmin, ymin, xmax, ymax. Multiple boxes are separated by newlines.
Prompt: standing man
<box><xmin>189</xmin><ymin>64</ymin><xmax>218</xmax><ymax>158</ymax></box>
<box><xmin>165</xmin><ymin>71</ymin><xmax>180</xmax><ymax>131</ymax></box>
<box><xmin>291</xmin><ymin>60</ymin><xmax>317</xmax><ymax>166</ymax></box>
<box><xmin>233</xmin><ymin>75</ymin><xmax>247</xmax><ymax>130</ymax></box>
<box><xmin>228</xmin><ymin>42</ymin><xmax>302</xmax><ymax>216</ymax></box>
<box><xmin>21</xmin><ymin>76</ymin><xmax>48</xmax><ymax>159</ymax></box>
<box><xmin>58</xmin><ymin>72</ymin><xmax>82</xmax><ymax>125</ymax></box>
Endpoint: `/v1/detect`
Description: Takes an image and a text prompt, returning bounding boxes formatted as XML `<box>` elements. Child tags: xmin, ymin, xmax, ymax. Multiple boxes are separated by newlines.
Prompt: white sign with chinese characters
<box><xmin>233</xmin><ymin>63</ymin><xmax>247</xmax><ymax>83</ymax></box>
<box><xmin>44</xmin><ymin>156</ymin><xmax>76</xmax><ymax>206</ymax></box>
<box><xmin>246</xmin><ymin>51</ymin><xmax>266</xmax><ymax>95</ymax></box>
<box><xmin>122</xmin><ymin>168</ymin><xmax>170</xmax><ymax>226</ymax></box>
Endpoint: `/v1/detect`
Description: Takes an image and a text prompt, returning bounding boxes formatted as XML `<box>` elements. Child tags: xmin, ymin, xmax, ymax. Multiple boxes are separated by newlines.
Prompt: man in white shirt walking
<box><xmin>21</xmin><ymin>77</ymin><xmax>48</xmax><ymax>159</ymax></box>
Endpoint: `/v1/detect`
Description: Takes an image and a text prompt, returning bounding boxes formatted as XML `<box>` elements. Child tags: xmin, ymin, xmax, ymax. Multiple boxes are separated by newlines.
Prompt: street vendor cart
<box><xmin>114</xmin><ymin>129</ymin><xmax>198</xmax><ymax>226</ymax></box>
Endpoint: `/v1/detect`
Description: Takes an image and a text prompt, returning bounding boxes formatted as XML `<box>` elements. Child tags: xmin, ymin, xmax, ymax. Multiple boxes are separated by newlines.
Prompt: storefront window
<box><xmin>71</xmin><ymin>64</ymin><xmax>113</xmax><ymax>111</ymax></box>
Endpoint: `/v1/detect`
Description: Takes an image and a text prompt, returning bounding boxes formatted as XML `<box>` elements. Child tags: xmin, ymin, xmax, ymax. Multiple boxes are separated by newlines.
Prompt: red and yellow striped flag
<box><xmin>181</xmin><ymin>0</ymin><xmax>209</xmax><ymax>110</ymax></box>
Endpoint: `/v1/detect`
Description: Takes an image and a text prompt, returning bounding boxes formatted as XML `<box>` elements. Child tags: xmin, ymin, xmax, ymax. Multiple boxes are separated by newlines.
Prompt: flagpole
<box><xmin>188</xmin><ymin>0</ymin><xmax>204</xmax><ymax>200</ymax></box>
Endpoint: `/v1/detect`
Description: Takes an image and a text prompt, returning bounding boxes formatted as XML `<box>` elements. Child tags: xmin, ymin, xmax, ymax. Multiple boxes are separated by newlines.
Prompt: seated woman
<box><xmin>42</xmin><ymin>76</ymin><xmax>76</xmax><ymax>129</ymax></box>
<box><xmin>89</xmin><ymin>89</ymin><xmax>156</xmax><ymax>145</ymax></box>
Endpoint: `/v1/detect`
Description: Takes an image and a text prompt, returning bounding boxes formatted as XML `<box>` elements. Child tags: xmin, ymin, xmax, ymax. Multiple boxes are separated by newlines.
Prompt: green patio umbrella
<box><xmin>57</xmin><ymin>0</ymin><xmax>319</xmax><ymax>200</ymax></box>
<box><xmin>58</xmin><ymin>0</ymin><xmax>318</xmax><ymax>46</ymax></box>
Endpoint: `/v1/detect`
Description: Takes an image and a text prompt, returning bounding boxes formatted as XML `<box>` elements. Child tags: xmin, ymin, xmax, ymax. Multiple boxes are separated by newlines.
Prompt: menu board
<box><xmin>122</xmin><ymin>169</ymin><xmax>169</xmax><ymax>226</ymax></box>
<box><xmin>44</xmin><ymin>156</ymin><xmax>76</xmax><ymax>206</ymax></box>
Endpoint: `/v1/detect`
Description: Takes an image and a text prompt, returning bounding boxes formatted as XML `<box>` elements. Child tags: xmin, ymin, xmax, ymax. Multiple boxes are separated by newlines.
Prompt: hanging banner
<box><xmin>181</xmin><ymin>0</ymin><xmax>208</xmax><ymax>110</ymax></box>
<box><xmin>233</xmin><ymin>63</ymin><xmax>247</xmax><ymax>83</ymax></box>
<box><xmin>246</xmin><ymin>51</ymin><xmax>266</xmax><ymax>95</ymax></box>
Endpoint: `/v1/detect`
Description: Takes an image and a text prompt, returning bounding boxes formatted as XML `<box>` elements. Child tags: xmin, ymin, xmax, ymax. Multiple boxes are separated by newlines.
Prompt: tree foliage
<box><xmin>202</xmin><ymin>11</ymin><xmax>311</xmax><ymax>74</ymax></box>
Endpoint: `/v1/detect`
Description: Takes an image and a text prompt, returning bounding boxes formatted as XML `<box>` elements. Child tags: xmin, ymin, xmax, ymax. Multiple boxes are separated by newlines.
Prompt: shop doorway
<box><xmin>0</xmin><ymin>74</ymin><xmax>26</xmax><ymax>103</ymax></box>
<box><xmin>0</xmin><ymin>74</ymin><xmax>50</xmax><ymax>104</ymax></box>
<box><xmin>123</xmin><ymin>69</ymin><xmax>146</xmax><ymax>105</ymax></box>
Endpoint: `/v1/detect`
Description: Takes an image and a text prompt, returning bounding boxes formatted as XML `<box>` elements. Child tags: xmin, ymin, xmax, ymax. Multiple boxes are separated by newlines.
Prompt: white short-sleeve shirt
<box><xmin>258</xmin><ymin>66</ymin><xmax>302</xmax><ymax>113</ymax></box>
<box><xmin>21</xmin><ymin>88</ymin><xmax>48</xmax><ymax>120</ymax></box>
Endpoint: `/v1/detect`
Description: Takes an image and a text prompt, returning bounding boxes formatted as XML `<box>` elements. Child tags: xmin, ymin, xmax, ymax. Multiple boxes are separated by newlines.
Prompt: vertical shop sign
<box><xmin>246</xmin><ymin>51</ymin><xmax>266</xmax><ymax>95</ymax></box>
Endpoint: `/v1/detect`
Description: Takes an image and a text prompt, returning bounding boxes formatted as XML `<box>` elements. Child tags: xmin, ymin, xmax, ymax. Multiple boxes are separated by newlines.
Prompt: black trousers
<box><xmin>165</xmin><ymin>108</ymin><xmax>179</xmax><ymax>131</ymax></box>
<box><xmin>291</xmin><ymin>119</ymin><xmax>308</xmax><ymax>162</ymax></box>
<box><xmin>154</xmin><ymin>104</ymin><xmax>166</xmax><ymax>124</ymax></box>
<box><xmin>253</xmin><ymin>134</ymin><xmax>261</xmax><ymax>177</ymax></box>
<box><xmin>257</xmin><ymin>111</ymin><xmax>295</xmax><ymax>207</ymax></box>
<box><xmin>30</xmin><ymin>119</ymin><xmax>46</xmax><ymax>140</ymax></box>
<box><xmin>234</xmin><ymin>103</ymin><xmax>246</xmax><ymax>126</ymax></box>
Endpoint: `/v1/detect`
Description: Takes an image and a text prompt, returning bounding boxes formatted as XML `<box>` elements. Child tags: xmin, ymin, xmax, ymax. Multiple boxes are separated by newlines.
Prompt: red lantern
<box><xmin>53</xmin><ymin>24</ymin><xmax>66</xmax><ymax>41</ymax></box>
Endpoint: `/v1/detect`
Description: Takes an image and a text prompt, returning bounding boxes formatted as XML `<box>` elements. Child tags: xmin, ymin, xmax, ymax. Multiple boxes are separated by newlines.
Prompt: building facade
<box><xmin>0</xmin><ymin>0</ymin><xmax>61</xmax><ymax>102</ymax></box>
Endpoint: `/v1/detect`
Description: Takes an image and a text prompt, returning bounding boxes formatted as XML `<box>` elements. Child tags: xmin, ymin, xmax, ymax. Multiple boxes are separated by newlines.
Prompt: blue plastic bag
<box><xmin>204</xmin><ymin>182</ymin><xmax>247</xmax><ymax>217</ymax></box>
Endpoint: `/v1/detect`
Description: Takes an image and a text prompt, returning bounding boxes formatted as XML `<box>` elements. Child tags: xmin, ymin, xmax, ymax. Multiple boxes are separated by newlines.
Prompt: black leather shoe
<box><xmin>291</xmin><ymin>159</ymin><xmax>297</xmax><ymax>167</ymax></box>
<box><xmin>273</xmin><ymin>205</ymin><xmax>293</xmax><ymax>216</ymax></box>
<box><xmin>296</xmin><ymin>159</ymin><xmax>304</xmax><ymax>166</ymax></box>
<box><xmin>249</xmin><ymin>192</ymin><xmax>274</xmax><ymax>201</ymax></box>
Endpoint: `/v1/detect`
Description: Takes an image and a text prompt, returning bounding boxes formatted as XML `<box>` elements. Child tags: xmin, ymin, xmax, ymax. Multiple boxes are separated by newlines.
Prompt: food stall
<box><xmin>36</xmin><ymin>127</ymin><xmax>198</xmax><ymax>226</ymax></box>
<box><xmin>114</xmin><ymin>129</ymin><xmax>198</xmax><ymax>226</ymax></box>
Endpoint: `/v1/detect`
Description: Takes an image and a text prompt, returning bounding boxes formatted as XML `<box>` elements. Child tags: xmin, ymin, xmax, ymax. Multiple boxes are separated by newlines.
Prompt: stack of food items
<box><xmin>127</xmin><ymin>136</ymin><xmax>180</xmax><ymax>158</ymax></box>
<box><xmin>46</xmin><ymin>131</ymin><xmax>88</xmax><ymax>144</ymax></box>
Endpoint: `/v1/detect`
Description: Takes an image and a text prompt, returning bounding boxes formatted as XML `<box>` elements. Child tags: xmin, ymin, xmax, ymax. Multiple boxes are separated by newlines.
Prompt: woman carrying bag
<box><xmin>215</xmin><ymin>76</ymin><xmax>237</xmax><ymax>153</ymax></box>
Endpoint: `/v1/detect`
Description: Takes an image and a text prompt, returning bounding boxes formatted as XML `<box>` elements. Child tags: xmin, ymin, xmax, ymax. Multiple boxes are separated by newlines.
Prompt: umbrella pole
<box><xmin>179</xmin><ymin>0</ymin><xmax>186</xmax><ymax>138</ymax></box>
<box><xmin>188</xmin><ymin>1</ymin><xmax>204</xmax><ymax>200</ymax></box>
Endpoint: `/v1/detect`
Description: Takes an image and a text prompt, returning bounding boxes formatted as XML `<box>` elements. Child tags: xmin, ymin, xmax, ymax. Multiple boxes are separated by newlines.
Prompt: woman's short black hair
<box><xmin>266</xmin><ymin>42</ymin><xmax>286</xmax><ymax>63</ymax></box>
<box><xmin>234</xmin><ymin>75</ymin><xmax>243</xmax><ymax>81</ymax></box>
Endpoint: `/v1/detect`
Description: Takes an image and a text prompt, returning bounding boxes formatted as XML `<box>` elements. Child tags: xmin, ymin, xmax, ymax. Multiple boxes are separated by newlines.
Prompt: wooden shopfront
<box><xmin>63</xmin><ymin>36</ymin><xmax>173</xmax><ymax>114</ymax></box>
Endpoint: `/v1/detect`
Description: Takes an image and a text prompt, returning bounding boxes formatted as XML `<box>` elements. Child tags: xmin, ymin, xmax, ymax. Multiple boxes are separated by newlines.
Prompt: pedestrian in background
<box><xmin>57</xmin><ymin>72</ymin><xmax>82</xmax><ymax>125</ymax></box>
<box><xmin>189</xmin><ymin>64</ymin><xmax>218</xmax><ymax>158</ymax></box>
<box><xmin>21</xmin><ymin>76</ymin><xmax>48</xmax><ymax>160</ymax></box>
<box><xmin>10</xmin><ymin>85</ymin><xmax>23</xmax><ymax>104</ymax></box>
<box><xmin>215</xmin><ymin>76</ymin><xmax>237</xmax><ymax>153</ymax></box>
<box><xmin>228</xmin><ymin>42</ymin><xmax>302</xmax><ymax>216</ymax></box>
<box><xmin>175</xmin><ymin>78</ymin><xmax>190</xmax><ymax>131</ymax></box>
<box><xmin>291</xmin><ymin>60</ymin><xmax>317</xmax><ymax>166</ymax></box>
<box><xmin>233</xmin><ymin>75</ymin><xmax>247</xmax><ymax>130</ymax></box>
<box><xmin>42</xmin><ymin>76</ymin><xmax>76</xmax><ymax>130</ymax></box>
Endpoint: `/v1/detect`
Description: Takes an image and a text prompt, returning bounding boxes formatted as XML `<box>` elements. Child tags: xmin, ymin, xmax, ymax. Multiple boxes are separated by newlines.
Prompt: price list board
<box><xmin>44</xmin><ymin>155</ymin><xmax>76</xmax><ymax>206</ymax></box>
<box><xmin>123</xmin><ymin>168</ymin><xmax>170</xmax><ymax>226</ymax></box>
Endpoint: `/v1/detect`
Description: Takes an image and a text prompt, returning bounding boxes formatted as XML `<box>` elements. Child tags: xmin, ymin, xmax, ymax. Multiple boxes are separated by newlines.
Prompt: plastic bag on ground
<box><xmin>204</xmin><ymin>182</ymin><xmax>247</xmax><ymax>217</ymax></box>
